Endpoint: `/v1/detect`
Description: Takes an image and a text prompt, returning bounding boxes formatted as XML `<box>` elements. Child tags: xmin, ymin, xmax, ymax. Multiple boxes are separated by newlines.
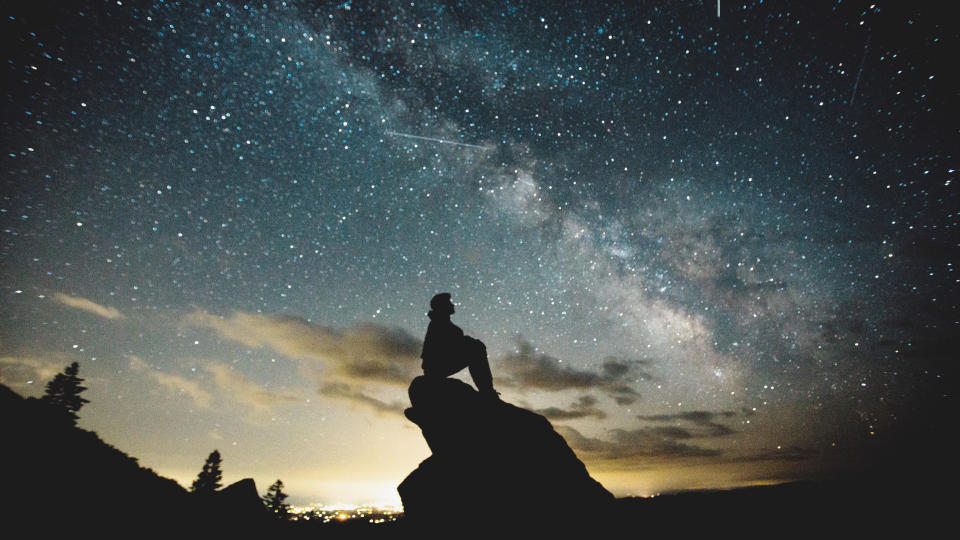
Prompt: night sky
<box><xmin>2</xmin><ymin>0</ymin><xmax>955</xmax><ymax>506</ymax></box>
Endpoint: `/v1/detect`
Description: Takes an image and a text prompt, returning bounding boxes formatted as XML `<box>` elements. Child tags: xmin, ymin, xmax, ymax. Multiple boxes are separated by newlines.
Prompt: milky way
<box><xmin>2</xmin><ymin>1</ymin><xmax>955</xmax><ymax>503</ymax></box>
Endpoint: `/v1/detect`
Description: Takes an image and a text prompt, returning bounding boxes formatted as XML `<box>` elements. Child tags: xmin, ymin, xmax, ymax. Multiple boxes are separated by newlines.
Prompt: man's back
<box><xmin>421</xmin><ymin>314</ymin><xmax>464</xmax><ymax>376</ymax></box>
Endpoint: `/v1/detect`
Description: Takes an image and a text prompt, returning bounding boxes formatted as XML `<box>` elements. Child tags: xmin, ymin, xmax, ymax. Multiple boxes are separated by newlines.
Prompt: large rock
<box><xmin>191</xmin><ymin>478</ymin><xmax>272</xmax><ymax>534</ymax></box>
<box><xmin>398</xmin><ymin>376</ymin><xmax>614</xmax><ymax>533</ymax></box>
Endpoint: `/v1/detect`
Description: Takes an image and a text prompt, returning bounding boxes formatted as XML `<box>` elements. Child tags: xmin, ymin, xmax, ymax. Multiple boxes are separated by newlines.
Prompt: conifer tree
<box><xmin>190</xmin><ymin>450</ymin><xmax>223</xmax><ymax>493</ymax></box>
<box><xmin>41</xmin><ymin>361</ymin><xmax>89</xmax><ymax>425</ymax></box>
<box><xmin>262</xmin><ymin>479</ymin><xmax>290</xmax><ymax>520</ymax></box>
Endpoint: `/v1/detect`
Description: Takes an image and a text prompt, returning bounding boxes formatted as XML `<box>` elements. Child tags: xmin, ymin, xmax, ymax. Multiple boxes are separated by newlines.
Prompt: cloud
<box><xmin>0</xmin><ymin>354</ymin><xmax>69</xmax><ymax>390</ymax></box>
<box><xmin>554</xmin><ymin>409</ymin><xmax>743</xmax><ymax>465</ymax></box>
<box><xmin>600</xmin><ymin>359</ymin><xmax>631</xmax><ymax>379</ymax></box>
<box><xmin>637</xmin><ymin>411</ymin><xmax>737</xmax><ymax>438</ymax></box>
<box><xmin>53</xmin><ymin>293</ymin><xmax>125</xmax><ymax>320</ymax></box>
<box><xmin>128</xmin><ymin>356</ymin><xmax>301</xmax><ymax>413</ymax></box>
<box><xmin>556</xmin><ymin>425</ymin><xmax>723</xmax><ymax>462</ymax></box>
<box><xmin>185</xmin><ymin>310</ymin><xmax>421</xmax><ymax>386</ymax></box>
<box><xmin>499</xmin><ymin>340</ymin><xmax>642</xmax><ymax>401</ymax></box>
<box><xmin>128</xmin><ymin>356</ymin><xmax>213</xmax><ymax>409</ymax></box>
<box><xmin>733</xmin><ymin>445</ymin><xmax>814</xmax><ymax>463</ymax></box>
<box><xmin>500</xmin><ymin>340</ymin><xmax>601</xmax><ymax>390</ymax></box>
<box><xmin>319</xmin><ymin>382</ymin><xmax>407</xmax><ymax>416</ymax></box>
<box><xmin>534</xmin><ymin>394</ymin><xmax>607</xmax><ymax>420</ymax></box>
<box><xmin>557</xmin><ymin>425</ymin><xmax>813</xmax><ymax>479</ymax></box>
<box><xmin>205</xmin><ymin>362</ymin><xmax>301</xmax><ymax>411</ymax></box>
<box><xmin>554</xmin><ymin>425</ymin><xmax>613</xmax><ymax>454</ymax></box>
<box><xmin>185</xmin><ymin>310</ymin><xmax>422</xmax><ymax>422</ymax></box>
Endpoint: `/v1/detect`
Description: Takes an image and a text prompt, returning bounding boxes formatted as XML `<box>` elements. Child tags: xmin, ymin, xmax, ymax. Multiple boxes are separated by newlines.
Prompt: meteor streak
<box><xmin>849</xmin><ymin>34</ymin><xmax>870</xmax><ymax>106</ymax></box>
<box><xmin>385</xmin><ymin>130</ymin><xmax>493</xmax><ymax>151</ymax></box>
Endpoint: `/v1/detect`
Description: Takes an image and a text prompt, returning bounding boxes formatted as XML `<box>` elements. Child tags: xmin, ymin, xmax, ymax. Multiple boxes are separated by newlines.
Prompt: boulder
<box><xmin>398</xmin><ymin>376</ymin><xmax>614</xmax><ymax>533</ymax></box>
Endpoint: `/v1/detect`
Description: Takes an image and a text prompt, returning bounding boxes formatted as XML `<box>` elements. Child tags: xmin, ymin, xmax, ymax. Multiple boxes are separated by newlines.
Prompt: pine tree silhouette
<box><xmin>262</xmin><ymin>479</ymin><xmax>290</xmax><ymax>520</ymax></box>
<box><xmin>41</xmin><ymin>361</ymin><xmax>89</xmax><ymax>425</ymax></box>
<box><xmin>190</xmin><ymin>450</ymin><xmax>223</xmax><ymax>493</ymax></box>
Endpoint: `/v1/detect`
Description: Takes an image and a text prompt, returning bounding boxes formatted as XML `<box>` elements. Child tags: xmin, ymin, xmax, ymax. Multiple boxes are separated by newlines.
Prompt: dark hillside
<box><xmin>610</xmin><ymin>475</ymin><xmax>943</xmax><ymax>538</ymax></box>
<box><xmin>0</xmin><ymin>384</ymin><xmax>268</xmax><ymax>537</ymax></box>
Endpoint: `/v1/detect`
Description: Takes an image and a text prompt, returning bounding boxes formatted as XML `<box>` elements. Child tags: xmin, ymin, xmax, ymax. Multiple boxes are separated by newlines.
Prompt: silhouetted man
<box><xmin>421</xmin><ymin>293</ymin><xmax>498</xmax><ymax>399</ymax></box>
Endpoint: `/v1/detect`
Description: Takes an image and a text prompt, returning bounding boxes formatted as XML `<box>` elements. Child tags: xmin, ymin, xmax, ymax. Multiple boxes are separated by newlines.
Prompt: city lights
<box><xmin>288</xmin><ymin>504</ymin><xmax>402</xmax><ymax>524</ymax></box>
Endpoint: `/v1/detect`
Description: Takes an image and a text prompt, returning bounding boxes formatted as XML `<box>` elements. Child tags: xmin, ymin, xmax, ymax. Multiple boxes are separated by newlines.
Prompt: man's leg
<box><xmin>467</xmin><ymin>339</ymin><xmax>496</xmax><ymax>395</ymax></box>
<box><xmin>424</xmin><ymin>356</ymin><xmax>468</xmax><ymax>379</ymax></box>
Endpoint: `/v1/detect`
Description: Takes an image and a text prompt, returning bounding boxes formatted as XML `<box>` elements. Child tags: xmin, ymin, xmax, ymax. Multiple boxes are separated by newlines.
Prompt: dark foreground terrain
<box><xmin>2</xmin><ymin>383</ymin><xmax>944</xmax><ymax>538</ymax></box>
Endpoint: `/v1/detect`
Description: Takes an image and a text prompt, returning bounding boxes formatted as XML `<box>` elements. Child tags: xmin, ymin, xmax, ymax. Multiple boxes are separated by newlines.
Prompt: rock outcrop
<box><xmin>191</xmin><ymin>478</ymin><xmax>272</xmax><ymax>534</ymax></box>
<box><xmin>398</xmin><ymin>375</ymin><xmax>614</xmax><ymax>533</ymax></box>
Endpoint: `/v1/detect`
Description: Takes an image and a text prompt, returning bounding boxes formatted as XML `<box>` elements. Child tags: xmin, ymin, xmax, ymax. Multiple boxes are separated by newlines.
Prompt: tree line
<box><xmin>190</xmin><ymin>448</ymin><xmax>290</xmax><ymax>518</ymax></box>
<box><xmin>41</xmin><ymin>361</ymin><xmax>292</xmax><ymax>520</ymax></box>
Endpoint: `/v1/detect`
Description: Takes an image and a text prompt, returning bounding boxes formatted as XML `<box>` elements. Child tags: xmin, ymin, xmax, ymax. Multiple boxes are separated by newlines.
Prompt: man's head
<box><xmin>430</xmin><ymin>293</ymin><xmax>455</xmax><ymax>316</ymax></box>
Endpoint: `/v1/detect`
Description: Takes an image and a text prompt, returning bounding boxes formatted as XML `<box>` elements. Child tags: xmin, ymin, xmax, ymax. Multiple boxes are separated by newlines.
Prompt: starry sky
<box><xmin>2</xmin><ymin>0</ymin><xmax>956</xmax><ymax>506</ymax></box>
